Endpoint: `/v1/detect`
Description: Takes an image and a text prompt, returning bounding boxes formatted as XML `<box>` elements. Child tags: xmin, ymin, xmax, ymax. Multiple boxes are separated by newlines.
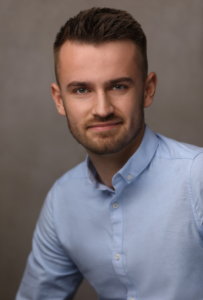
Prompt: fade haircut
<box><xmin>54</xmin><ymin>7</ymin><xmax>148</xmax><ymax>85</ymax></box>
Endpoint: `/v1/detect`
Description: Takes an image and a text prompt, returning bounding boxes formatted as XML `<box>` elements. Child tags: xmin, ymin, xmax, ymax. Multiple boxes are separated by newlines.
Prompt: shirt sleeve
<box><xmin>15</xmin><ymin>187</ymin><xmax>83</xmax><ymax>300</ymax></box>
<box><xmin>189</xmin><ymin>152</ymin><xmax>203</xmax><ymax>234</ymax></box>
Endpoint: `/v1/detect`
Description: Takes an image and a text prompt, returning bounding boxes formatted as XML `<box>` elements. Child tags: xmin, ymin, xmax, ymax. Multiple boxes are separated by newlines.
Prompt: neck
<box><xmin>87</xmin><ymin>124</ymin><xmax>145</xmax><ymax>189</ymax></box>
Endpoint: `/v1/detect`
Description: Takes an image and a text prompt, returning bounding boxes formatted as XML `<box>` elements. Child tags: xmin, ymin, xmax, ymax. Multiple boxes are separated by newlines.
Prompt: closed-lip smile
<box><xmin>87</xmin><ymin>121</ymin><xmax>122</xmax><ymax>132</ymax></box>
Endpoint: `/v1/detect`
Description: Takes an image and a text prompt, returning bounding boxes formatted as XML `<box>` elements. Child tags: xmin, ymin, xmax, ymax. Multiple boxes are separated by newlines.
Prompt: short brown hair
<box><xmin>54</xmin><ymin>7</ymin><xmax>148</xmax><ymax>84</ymax></box>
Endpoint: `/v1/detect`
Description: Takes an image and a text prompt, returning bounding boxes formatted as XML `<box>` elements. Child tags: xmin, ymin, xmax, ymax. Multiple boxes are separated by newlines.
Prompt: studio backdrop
<box><xmin>0</xmin><ymin>1</ymin><xmax>202</xmax><ymax>299</ymax></box>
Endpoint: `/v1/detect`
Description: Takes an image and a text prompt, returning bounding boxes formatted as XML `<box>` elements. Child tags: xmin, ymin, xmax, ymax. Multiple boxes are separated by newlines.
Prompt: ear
<box><xmin>143</xmin><ymin>72</ymin><xmax>157</xmax><ymax>108</ymax></box>
<box><xmin>51</xmin><ymin>83</ymin><xmax>66</xmax><ymax>116</ymax></box>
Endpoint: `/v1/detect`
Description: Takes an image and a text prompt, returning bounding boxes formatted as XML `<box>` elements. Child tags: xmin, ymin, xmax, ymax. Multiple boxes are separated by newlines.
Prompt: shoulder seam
<box><xmin>187</xmin><ymin>151</ymin><xmax>203</xmax><ymax>236</ymax></box>
<box><xmin>154</xmin><ymin>156</ymin><xmax>194</xmax><ymax>160</ymax></box>
<box><xmin>56</xmin><ymin>175</ymin><xmax>87</xmax><ymax>187</ymax></box>
<box><xmin>155</xmin><ymin>148</ymin><xmax>203</xmax><ymax>160</ymax></box>
<box><xmin>49</xmin><ymin>184</ymin><xmax>65</xmax><ymax>245</ymax></box>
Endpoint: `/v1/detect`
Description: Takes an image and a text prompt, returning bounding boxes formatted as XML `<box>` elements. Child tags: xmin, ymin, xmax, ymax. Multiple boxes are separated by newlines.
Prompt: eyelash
<box><xmin>74</xmin><ymin>85</ymin><xmax>127</xmax><ymax>94</ymax></box>
<box><xmin>112</xmin><ymin>85</ymin><xmax>126</xmax><ymax>90</ymax></box>
<box><xmin>74</xmin><ymin>88</ymin><xmax>89</xmax><ymax>94</ymax></box>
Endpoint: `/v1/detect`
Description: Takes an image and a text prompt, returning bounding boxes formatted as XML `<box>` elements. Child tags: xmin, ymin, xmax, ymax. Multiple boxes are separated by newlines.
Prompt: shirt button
<box><xmin>113</xmin><ymin>202</ymin><xmax>119</xmax><ymax>209</ymax></box>
<box><xmin>127</xmin><ymin>174</ymin><xmax>132</xmax><ymax>180</ymax></box>
<box><xmin>115</xmin><ymin>253</ymin><xmax>120</xmax><ymax>260</ymax></box>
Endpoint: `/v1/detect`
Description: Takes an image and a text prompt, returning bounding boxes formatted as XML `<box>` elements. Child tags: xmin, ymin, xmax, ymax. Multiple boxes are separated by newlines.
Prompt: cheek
<box><xmin>65</xmin><ymin>101</ymin><xmax>90</xmax><ymax>126</ymax></box>
<box><xmin>115</xmin><ymin>95</ymin><xmax>139</xmax><ymax>119</ymax></box>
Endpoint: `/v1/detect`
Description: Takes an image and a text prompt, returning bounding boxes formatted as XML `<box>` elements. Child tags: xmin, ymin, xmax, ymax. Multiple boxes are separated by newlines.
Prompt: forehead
<box><xmin>57</xmin><ymin>40</ymin><xmax>142</xmax><ymax>85</ymax></box>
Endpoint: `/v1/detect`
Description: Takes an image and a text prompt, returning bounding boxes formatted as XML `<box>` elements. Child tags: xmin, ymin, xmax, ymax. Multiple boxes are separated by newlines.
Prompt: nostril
<box><xmin>92</xmin><ymin>97</ymin><xmax>114</xmax><ymax>118</ymax></box>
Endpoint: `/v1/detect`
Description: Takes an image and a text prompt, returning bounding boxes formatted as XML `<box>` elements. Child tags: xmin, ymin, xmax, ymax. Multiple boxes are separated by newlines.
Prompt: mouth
<box><xmin>87</xmin><ymin>121</ymin><xmax>122</xmax><ymax>132</ymax></box>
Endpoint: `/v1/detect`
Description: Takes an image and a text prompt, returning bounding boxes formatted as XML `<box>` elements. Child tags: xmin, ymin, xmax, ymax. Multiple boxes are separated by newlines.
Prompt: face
<box><xmin>52</xmin><ymin>40</ymin><xmax>156</xmax><ymax>155</ymax></box>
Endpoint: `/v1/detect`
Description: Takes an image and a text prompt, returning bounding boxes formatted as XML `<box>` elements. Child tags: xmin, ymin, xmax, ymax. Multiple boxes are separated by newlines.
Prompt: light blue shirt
<box><xmin>16</xmin><ymin>125</ymin><xmax>203</xmax><ymax>300</ymax></box>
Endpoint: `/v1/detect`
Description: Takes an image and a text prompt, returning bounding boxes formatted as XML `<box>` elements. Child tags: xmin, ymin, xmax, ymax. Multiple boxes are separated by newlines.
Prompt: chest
<box><xmin>55</xmin><ymin>173</ymin><xmax>203</xmax><ymax>299</ymax></box>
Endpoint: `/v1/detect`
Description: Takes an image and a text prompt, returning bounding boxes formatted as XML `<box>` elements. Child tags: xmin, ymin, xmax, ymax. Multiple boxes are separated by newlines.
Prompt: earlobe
<box><xmin>51</xmin><ymin>83</ymin><xmax>66</xmax><ymax>116</ymax></box>
<box><xmin>144</xmin><ymin>72</ymin><xmax>157</xmax><ymax>108</ymax></box>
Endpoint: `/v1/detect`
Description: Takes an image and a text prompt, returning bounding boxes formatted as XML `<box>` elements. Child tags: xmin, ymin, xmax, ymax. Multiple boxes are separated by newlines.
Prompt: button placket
<box><xmin>110</xmin><ymin>195</ymin><xmax>123</xmax><ymax>265</ymax></box>
<box><xmin>115</xmin><ymin>253</ymin><xmax>120</xmax><ymax>260</ymax></box>
<box><xmin>110</xmin><ymin>183</ymin><xmax>137</xmax><ymax>300</ymax></box>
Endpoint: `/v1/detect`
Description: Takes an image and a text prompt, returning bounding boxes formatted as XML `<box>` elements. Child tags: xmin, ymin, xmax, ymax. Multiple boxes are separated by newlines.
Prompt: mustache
<box><xmin>85</xmin><ymin>114</ymin><xmax>124</xmax><ymax>126</ymax></box>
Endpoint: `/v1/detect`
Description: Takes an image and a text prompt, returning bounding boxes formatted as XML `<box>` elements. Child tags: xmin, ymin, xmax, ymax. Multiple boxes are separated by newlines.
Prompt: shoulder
<box><xmin>56</xmin><ymin>160</ymin><xmax>87</xmax><ymax>185</ymax></box>
<box><xmin>155</xmin><ymin>132</ymin><xmax>203</xmax><ymax>160</ymax></box>
<box><xmin>47</xmin><ymin>160</ymin><xmax>87</xmax><ymax>200</ymax></box>
<box><xmin>154</xmin><ymin>132</ymin><xmax>203</xmax><ymax>231</ymax></box>
<box><xmin>36</xmin><ymin>160</ymin><xmax>88</xmax><ymax>235</ymax></box>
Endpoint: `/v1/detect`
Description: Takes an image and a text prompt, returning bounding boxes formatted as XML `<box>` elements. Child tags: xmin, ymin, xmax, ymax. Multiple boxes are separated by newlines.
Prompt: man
<box><xmin>16</xmin><ymin>7</ymin><xmax>203</xmax><ymax>300</ymax></box>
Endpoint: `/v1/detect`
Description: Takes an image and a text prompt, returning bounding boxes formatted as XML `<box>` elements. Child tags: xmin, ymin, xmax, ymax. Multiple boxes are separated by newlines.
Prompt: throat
<box><xmin>87</xmin><ymin>125</ymin><xmax>145</xmax><ymax>189</ymax></box>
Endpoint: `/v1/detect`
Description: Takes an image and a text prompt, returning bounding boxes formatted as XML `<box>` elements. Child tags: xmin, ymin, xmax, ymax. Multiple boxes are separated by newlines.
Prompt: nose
<box><xmin>91</xmin><ymin>91</ymin><xmax>114</xmax><ymax>118</ymax></box>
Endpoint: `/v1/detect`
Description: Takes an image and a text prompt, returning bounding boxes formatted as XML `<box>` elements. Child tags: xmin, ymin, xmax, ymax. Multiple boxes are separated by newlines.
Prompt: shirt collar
<box><xmin>115</xmin><ymin>125</ymin><xmax>159</xmax><ymax>185</ymax></box>
<box><xmin>86</xmin><ymin>125</ymin><xmax>159</xmax><ymax>189</ymax></box>
<box><xmin>86</xmin><ymin>155</ymin><xmax>98</xmax><ymax>187</ymax></box>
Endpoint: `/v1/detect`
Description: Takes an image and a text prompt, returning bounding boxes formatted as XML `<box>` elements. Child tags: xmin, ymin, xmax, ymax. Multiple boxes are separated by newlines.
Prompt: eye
<box><xmin>76</xmin><ymin>88</ymin><xmax>88</xmax><ymax>94</ymax></box>
<box><xmin>113</xmin><ymin>85</ymin><xmax>124</xmax><ymax>90</ymax></box>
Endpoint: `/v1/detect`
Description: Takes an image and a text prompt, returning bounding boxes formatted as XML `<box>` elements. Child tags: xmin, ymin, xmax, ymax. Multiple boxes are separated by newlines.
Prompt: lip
<box><xmin>87</xmin><ymin>121</ymin><xmax>122</xmax><ymax>132</ymax></box>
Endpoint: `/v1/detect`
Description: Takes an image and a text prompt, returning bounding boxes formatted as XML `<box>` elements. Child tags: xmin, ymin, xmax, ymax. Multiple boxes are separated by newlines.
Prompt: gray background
<box><xmin>1</xmin><ymin>0</ymin><xmax>202</xmax><ymax>299</ymax></box>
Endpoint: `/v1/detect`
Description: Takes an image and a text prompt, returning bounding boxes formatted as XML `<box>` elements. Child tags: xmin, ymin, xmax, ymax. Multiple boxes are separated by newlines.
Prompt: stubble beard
<box><xmin>64</xmin><ymin>101</ymin><xmax>144</xmax><ymax>155</ymax></box>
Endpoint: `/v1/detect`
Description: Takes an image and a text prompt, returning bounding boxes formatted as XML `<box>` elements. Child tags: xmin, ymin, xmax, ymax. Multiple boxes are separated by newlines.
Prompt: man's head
<box><xmin>51</xmin><ymin>8</ymin><xmax>157</xmax><ymax>156</ymax></box>
<box><xmin>54</xmin><ymin>7</ymin><xmax>148</xmax><ymax>85</ymax></box>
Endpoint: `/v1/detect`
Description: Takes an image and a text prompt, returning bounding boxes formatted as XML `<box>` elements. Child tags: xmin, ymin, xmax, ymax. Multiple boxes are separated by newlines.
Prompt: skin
<box><xmin>51</xmin><ymin>40</ymin><xmax>157</xmax><ymax>189</ymax></box>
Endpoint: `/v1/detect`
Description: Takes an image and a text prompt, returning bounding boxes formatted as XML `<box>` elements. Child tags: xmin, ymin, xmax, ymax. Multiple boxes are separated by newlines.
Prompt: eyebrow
<box><xmin>106</xmin><ymin>77</ymin><xmax>134</xmax><ymax>86</ymax></box>
<box><xmin>66</xmin><ymin>77</ymin><xmax>134</xmax><ymax>90</ymax></box>
<box><xmin>66</xmin><ymin>81</ymin><xmax>91</xmax><ymax>89</ymax></box>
